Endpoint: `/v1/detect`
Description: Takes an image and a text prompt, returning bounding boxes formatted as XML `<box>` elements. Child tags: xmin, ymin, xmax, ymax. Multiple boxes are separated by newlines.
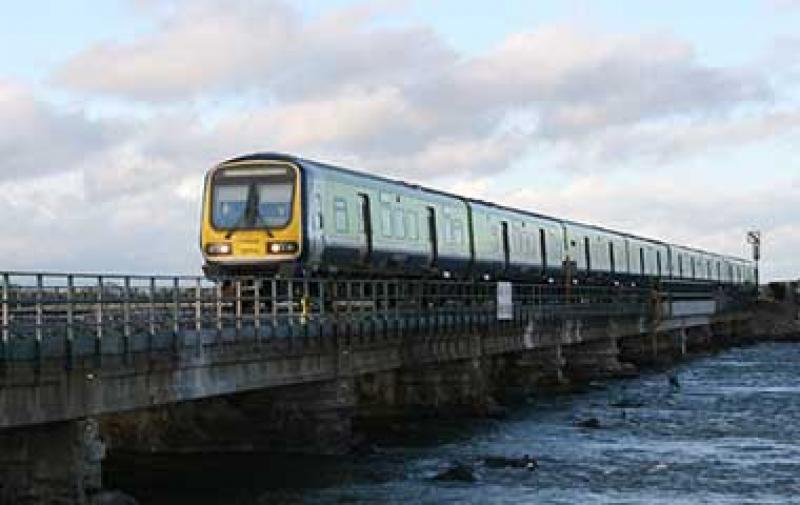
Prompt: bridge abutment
<box><xmin>0</xmin><ymin>418</ymin><xmax>104</xmax><ymax>505</ymax></box>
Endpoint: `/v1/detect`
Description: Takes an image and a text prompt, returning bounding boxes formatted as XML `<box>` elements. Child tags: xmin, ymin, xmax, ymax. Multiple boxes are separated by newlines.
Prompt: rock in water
<box><xmin>576</xmin><ymin>417</ymin><xmax>601</xmax><ymax>429</ymax></box>
<box><xmin>483</xmin><ymin>455</ymin><xmax>539</xmax><ymax>471</ymax></box>
<box><xmin>90</xmin><ymin>490</ymin><xmax>139</xmax><ymax>505</ymax></box>
<box><xmin>610</xmin><ymin>398</ymin><xmax>645</xmax><ymax>408</ymax></box>
<box><xmin>433</xmin><ymin>463</ymin><xmax>476</xmax><ymax>483</ymax></box>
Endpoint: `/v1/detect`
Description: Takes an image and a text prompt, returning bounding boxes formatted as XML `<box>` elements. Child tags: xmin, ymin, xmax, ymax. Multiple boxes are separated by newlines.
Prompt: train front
<box><xmin>200</xmin><ymin>156</ymin><xmax>303</xmax><ymax>278</ymax></box>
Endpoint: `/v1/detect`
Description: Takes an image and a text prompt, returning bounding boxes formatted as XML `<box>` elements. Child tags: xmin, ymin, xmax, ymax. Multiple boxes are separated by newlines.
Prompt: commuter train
<box><xmin>200</xmin><ymin>153</ymin><xmax>756</xmax><ymax>287</ymax></box>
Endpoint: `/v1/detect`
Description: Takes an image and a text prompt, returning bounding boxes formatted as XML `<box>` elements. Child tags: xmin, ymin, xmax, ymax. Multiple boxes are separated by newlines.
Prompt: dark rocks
<box><xmin>483</xmin><ymin>455</ymin><xmax>538</xmax><ymax>471</ymax></box>
<box><xmin>610</xmin><ymin>399</ymin><xmax>645</xmax><ymax>409</ymax></box>
<box><xmin>90</xmin><ymin>490</ymin><xmax>139</xmax><ymax>505</ymax></box>
<box><xmin>432</xmin><ymin>463</ymin><xmax>476</xmax><ymax>483</ymax></box>
<box><xmin>575</xmin><ymin>417</ymin><xmax>601</xmax><ymax>429</ymax></box>
<box><xmin>485</xmin><ymin>404</ymin><xmax>510</xmax><ymax>420</ymax></box>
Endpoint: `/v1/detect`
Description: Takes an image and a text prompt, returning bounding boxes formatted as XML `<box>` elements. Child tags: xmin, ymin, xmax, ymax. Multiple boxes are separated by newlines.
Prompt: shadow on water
<box><xmin>106</xmin><ymin>342</ymin><xmax>800</xmax><ymax>505</ymax></box>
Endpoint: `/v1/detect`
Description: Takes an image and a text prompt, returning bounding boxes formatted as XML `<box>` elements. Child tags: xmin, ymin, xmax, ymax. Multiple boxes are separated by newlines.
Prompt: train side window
<box><xmin>334</xmin><ymin>197</ymin><xmax>348</xmax><ymax>233</ymax></box>
<box><xmin>393</xmin><ymin>208</ymin><xmax>405</xmax><ymax>239</ymax></box>
<box><xmin>406</xmin><ymin>211</ymin><xmax>419</xmax><ymax>240</ymax></box>
<box><xmin>453</xmin><ymin>219</ymin><xmax>464</xmax><ymax>245</ymax></box>
<box><xmin>381</xmin><ymin>204</ymin><xmax>392</xmax><ymax>237</ymax></box>
<box><xmin>315</xmin><ymin>193</ymin><xmax>323</xmax><ymax>230</ymax></box>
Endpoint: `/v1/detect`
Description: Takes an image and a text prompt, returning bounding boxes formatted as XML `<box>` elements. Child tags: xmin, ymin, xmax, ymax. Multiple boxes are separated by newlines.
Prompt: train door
<box><xmin>501</xmin><ymin>221</ymin><xmax>510</xmax><ymax>271</ymax></box>
<box><xmin>426</xmin><ymin>206</ymin><xmax>438</xmax><ymax>266</ymax></box>
<box><xmin>657</xmin><ymin>250</ymin><xmax>662</xmax><ymax>278</ymax></box>
<box><xmin>609</xmin><ymin>242</ymin><xmax>615</xmax><ymax>274</ymax></box>
<box><xmin>539</xmin><ymin>228</ymin><xmax>547</xmax><ymax>272</ymax></box>
<box><xmin>357</xmin><ymin>193</ymin><xmax>372</xmax><ymax>263</ymax></box>
<box><xmin>639</xmin><ymin>248</ymin><xmax>646</xmax><ymax>277</ymax></box>
<box><xmin>584</xmin><ymin>237</ymin><xmax>591</xmax><ymax>272</ymax></box>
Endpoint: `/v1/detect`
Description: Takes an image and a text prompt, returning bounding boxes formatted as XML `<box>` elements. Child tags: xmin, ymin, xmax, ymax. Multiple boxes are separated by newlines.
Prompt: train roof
<box><xmin>220</xmin><ymin>152</ymin><xmax>751</xmax><ymax>264</ymax></box>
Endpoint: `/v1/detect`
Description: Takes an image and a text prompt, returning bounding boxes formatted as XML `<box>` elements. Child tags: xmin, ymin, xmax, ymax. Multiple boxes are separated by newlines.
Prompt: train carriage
<box><xmin>468</xmin><ymin>201</ymin><xmax>564</xmax><ymax>280</ymax></box>
<box><xmin>200</xmin><ymin>152</ymin><xmax>756</xmax><ymax>293</ymax></box>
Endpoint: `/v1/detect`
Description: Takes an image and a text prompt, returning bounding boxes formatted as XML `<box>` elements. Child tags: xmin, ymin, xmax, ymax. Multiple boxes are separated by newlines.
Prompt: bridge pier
<box><xmin>0</xmin><ymin>418</ymin><xmax>104</xmax><ymax>505</ymax></box>
<box><xmin>101</xmin><ymin>380</ymin><xmax>357</xmax><ymax>456</ymax></box>
<box><xmin>561</xmin><ymin>336</ymin><xmax>635</xmax><ymax>382</ymax></box>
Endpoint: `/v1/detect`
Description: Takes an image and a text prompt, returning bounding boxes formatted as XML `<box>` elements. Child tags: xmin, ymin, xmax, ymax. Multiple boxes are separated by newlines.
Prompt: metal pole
<box><xmin>96</xmin><ymin>275</ymin><xmax>103</xmax><ymax>361</ymax></box>
<box><xmin>235</xmin><ymin>279</ymin><xmax>242</xmax><ymax>336</ymax></box>
<box><xmin>195</xmin><ymin>278</ymin><xmax>202</xmax><ymax>338</ymax></box>
<box><xmin>173</xmin><ymin>277</ymin><xmax>180</xmax><ymax>353</ymax></box>
<box><xmin>66</xmin><ymin>275</ymin><xmax>74</xmax><ymax>370</ymax></box>
<box><xmin>35</xmin><ymin>274</ymin><xmax>43</xmax><ymax>363</ymax></box>
<box><xmin>123</xmin><ymin>276</ymin><xmax>131</xmax><ymax>358</ymax></box>
<box><xmin>148</xmin><ymin>277</ymin><xmax>156</xmax><ymax>352</ymax></box>
<box><xmin>215</xmin><ymin>281</ymin><xmax>223</xmax><ymax>338</ymax></box>
<box><xmin>254</xmin><ymin>278</ymin><xmax>261</xmax><ymax>341</ymax></box>
<box><xmin>2</xmin><ymin>273</ymin><xmax>9</xmax><ymax>365</ymax></box>
<box><xmin>287</xmin><ymin>280</ymin><xmax>295</xmax><ymax>320</ymax></box>
<box><xmin>319</xmin><ymin>280</ymin><xmax>326</xmax><ymax>318</ymax></box>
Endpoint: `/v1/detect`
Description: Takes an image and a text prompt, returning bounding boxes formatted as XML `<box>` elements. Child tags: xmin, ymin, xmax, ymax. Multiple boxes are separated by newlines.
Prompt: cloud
<box><xmin>0</xmin><ymin>81</ymin><xmax>121</xmax><ymax>181</ymax></box>
<box><xmin>0</xmin><ymin>0</ymin><xmax>795</xmax><ymax>278</ymax></box>
<box><xmin>541</xmin><ymin>109</ymin><xmax>800</xmax><ymax>168</ymax></box>
<box><xmin>52</xmin><ymin>3</ymin><xmax>780</xmax><ymax>180</ymax></box>
<box><xmin>0</xmin><ymin>171</ymin><xmax>202</xmax><ymax>274</ymax></box>
<box><xmin>766</xmin><ymin>0</ymin><xmax>800</xmax><ymax>9</ymax></box>
<box><xmin>55</xmin><ymin>0</ymin><xmax>452</xmax><ymax>103</ymax></box>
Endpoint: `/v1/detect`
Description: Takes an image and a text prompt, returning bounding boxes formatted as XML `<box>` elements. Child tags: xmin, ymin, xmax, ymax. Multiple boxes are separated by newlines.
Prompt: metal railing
<box><xmin>0</xmin><ymin>271</ymin><xmax>699</xmax><ymax>369</ymax></box>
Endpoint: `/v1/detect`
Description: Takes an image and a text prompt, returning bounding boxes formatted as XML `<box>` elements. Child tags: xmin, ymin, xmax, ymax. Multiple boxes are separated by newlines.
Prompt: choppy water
<box><xmin>107</xmin><ymin>342</ymin><xmax>800</xmax><ymax>504</ymax></box>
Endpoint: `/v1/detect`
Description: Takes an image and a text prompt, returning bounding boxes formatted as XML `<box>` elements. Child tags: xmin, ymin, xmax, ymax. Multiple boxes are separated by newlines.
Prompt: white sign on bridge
<box><xmin>497</xmin><ymin>281</ymin><xmax>513</xmax><ymax>320</ymax></box>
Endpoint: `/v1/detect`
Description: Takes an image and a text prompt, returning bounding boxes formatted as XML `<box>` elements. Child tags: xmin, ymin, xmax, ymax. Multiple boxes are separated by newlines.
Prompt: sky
<box><xmin>0</xmin><ymin>0</ymin><xmax>797</xmax><ymax>280</ymax></box>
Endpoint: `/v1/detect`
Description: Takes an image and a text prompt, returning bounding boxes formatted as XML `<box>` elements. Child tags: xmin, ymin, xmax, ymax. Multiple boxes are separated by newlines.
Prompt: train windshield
<box><xmin>211</xmin><ymin>165</ymin><xmax>295</xmax><ymax>229</ymax></box>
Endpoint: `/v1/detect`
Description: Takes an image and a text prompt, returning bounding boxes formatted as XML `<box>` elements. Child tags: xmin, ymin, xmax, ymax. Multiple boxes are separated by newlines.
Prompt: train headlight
<box><xmin>205</xmin><ymin>242</ymin><xmax>232</xmax><ymax>255</ymax></box>
<box><xmin>266</xmin><ymin>241</ymin><xmax>298</xmax><ymax>254</ymax></box>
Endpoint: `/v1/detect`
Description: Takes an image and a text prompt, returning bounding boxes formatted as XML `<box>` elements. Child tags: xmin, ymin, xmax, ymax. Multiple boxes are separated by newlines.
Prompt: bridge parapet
<box><xmin>0</xmin><ymin>271</ymin><xmax>657</xmax><ymax>369</ymax></box>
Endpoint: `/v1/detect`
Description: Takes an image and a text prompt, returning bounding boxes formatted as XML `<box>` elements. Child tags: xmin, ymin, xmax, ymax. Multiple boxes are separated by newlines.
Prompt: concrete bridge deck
<box><xmin>0</xmin><ymin>271</ymin><xmax>742</xmax><ymax>428</ymax></box>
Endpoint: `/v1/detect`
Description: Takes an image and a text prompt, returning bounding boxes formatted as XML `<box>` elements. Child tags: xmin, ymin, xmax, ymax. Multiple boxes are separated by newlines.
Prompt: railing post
<box><xmin>95</xmin><ymin>275</ymin><xmax>103</xmax><ymax>364</ymax></box>
<box><xmin>173</xmin><ymin>277</ymin><xmax>180</xmax><ymax>354</ymax></box>
<box><xmin>235</xmin><ymin>280</ymin><xmax>242</xmax><ymax>337</ymax></box>
<box><xmin>148</xmin><ymin>277</ymin><xmax>156</xmax><ymax>353</ymax></box>
<box><xmin>319</xmin><ymin>280</ymin><xmax>326</xmax><ymax>318</ymax></box>
<box><xmin>2</xmin><ymin>273</ymin><xmax>9</xmax><ymax>367</ymax></box>
<box><xmin>302</xmin><ymin>279</ymin><xmax>309</xmax><ymax>327</ymax></box>
<box><xmin>195</xmin><ymin>278</ymin><xmax>203</xmax><ymax>340</ymax></box>
<box><xmin>35</xmin><ymin>274</ymin><xmax>43</xmax><ymax>365</ymax></box>
<box><xmin>215</xmin><ymin>281</ymin><xmax>223</xmax><ymax>338</ymax></box>
<box><xmin>287</xmin><ymin>279</ymin><xmax>295</xmax><ymax>343</ymax></box>
<box><xmin>253</xmin><ymin>278</ymin><xmax>261</xmax><ymax>341</ymax></box>
<box><xmin>123</xmin><ymin>276</ymin><xmax>131</xmax><ymax>359</ymax></box>
<box><xmin>287</xmin><ymin>280</ymin><xmax>295</xmax><ymax>320</ymax></box>
<box><xmin>65</xmin><ymin>274</ymin><xmax>74</xmax><ymax>370</ymax></box>
<box><xmin>271</xmin><ymin>279</ymin><xmax>278</xmax><ymax>337</ymax></box>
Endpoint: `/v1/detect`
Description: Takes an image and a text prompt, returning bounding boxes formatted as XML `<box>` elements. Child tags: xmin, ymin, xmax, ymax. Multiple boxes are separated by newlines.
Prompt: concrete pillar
<box><xmin>0</xmin><ymin>418</ymin><xmax>104</xmax><ymax>505</ymax></box>
<box><xmin>562</xmin><ymin>337</ymin><xmax>630</xmax><ymax>381</ymax></box>
<box><xmin>101</xmin><ymin>381</ymin><xmax>357</xmax><ymax>456</ymax></box>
